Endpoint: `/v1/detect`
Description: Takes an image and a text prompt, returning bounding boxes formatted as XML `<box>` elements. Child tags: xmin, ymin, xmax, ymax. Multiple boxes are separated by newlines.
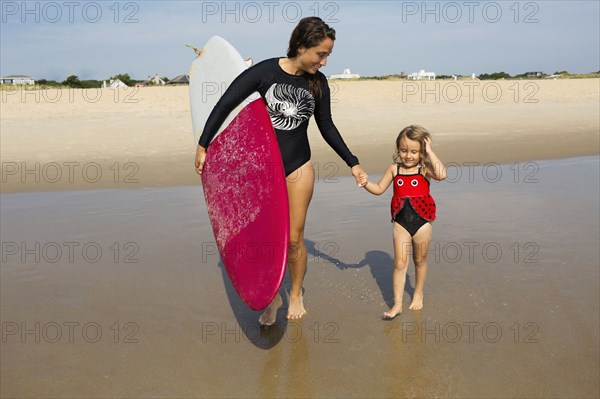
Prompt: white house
<box><xmin>1</xmin><ymin>75</ymin><xmax>35</xmax><ymax>85</ymax></box>
<box><xmin>407</xmin><ymin>70</ymin><xmax>436</xmax><ymax>80</ymax></box>
<box><xmin>145</xmin><ymin>74</ymin><xmax>166</xmax><ymax>85</ymax></box>
<box><xmin>329</xmin><ymin>68</ymin><xmax>360</xmax><ymax>79</ymax></box>
<box><xmin>103</xmin><ymin>79</ymin><xmax>128</xmax><ymax>89</ymax></box>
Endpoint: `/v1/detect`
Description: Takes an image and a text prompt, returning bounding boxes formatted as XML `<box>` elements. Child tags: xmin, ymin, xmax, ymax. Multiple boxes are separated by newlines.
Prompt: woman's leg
<box><xmin>383</xmin><ymin>223</ymin><xmax>412</xmax><ymax>319</ymax></box>
<box><xmin>409</xmin><ymin>223</ymin><xmax>432</xmax><ymax>310</ymax></box>
<box><xmin>259</xmin><ymin>161</ymin><xmax>314</xmax><ymax>324</ymax></box>
<box><xmin>285</xmin><ymin>161</ymin><xmax>314</xmax><ymax>319</ymax></box>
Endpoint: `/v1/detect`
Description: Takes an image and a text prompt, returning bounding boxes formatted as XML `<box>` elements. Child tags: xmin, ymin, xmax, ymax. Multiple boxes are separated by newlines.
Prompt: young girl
<box><xmin>360</xmin><ymin>125</ymin><xmax>446</xmax><ymax>319</ymax></box>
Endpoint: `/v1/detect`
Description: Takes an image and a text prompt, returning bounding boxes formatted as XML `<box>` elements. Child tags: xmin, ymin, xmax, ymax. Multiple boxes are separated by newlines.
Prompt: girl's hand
<box><xmin>351</xmin><ymin>165</ymin><xmax>368</xmax><ymax>187</ymax></box>
<box><xmin>359</xmin><ymin>174</ymin><xmax>369</xmax><ymax>187</ymax></box>
<box><xmin>424</xmin><ymin>137</ymin><xmax>433</xmax><ymax>153</ymax></box>
<box><xmin>195</xmin><ymin>145</ymin><xmax>207</xmax><ymax>175</ymax></box>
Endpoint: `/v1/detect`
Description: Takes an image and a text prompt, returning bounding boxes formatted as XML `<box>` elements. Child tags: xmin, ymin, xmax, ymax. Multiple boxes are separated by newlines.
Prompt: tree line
<box><xmin>35</xmin><ymin>73</ymin><xmax>170</xmax><ymax>88</ymax></box>
<box><xmin>346</xmin><ymin>70</ymin><xmax>595</xmax><ymax>81</ymax></box>
<box><xmin>15</xmin><ymin>70</ymin><xmax>599</xmax><ymax>87</ymax></box>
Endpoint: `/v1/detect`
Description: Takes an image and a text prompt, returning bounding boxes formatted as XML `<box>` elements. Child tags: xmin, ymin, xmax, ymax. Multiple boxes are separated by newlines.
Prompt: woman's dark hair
<box><xmin>287</xmin><ymin>17</ymin><xmax>336</xmax><ymax>100</ymax></box>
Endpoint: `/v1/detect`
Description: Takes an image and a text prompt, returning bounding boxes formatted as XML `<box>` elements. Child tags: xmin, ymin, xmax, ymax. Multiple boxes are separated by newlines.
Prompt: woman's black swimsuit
<box><xmin>198</xmin><ymin>58</ymin><xmax>359</xmax><ymax>176</ymax></box>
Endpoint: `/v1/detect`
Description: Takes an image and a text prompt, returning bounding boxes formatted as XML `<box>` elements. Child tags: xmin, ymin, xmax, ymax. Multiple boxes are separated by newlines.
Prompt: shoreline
<box><xmin>0</xmin><ymin>151</ymin><xmax>598</xmax><ymax>194</ymax></box>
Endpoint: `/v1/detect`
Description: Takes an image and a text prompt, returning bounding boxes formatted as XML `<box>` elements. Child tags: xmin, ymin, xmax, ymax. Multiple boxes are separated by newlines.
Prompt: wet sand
<box><xmin>1</xmin><ymin>157</ymin><xmax>598</xmax><ymax>398</ymax></box>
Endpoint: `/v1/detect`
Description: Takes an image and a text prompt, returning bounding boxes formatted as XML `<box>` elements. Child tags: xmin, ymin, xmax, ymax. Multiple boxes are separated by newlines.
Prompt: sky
<box><xmin>1</xmin><ymin>0</ymin><xmax>599</xmax><ymax>81</ymax></box>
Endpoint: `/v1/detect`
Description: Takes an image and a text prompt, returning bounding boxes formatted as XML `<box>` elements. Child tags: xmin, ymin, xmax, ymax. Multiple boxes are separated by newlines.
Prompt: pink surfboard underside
<box><xmin>202</xmin><ymin>98</ymin><xmax>289</xmax><ymax>311</ymax></box>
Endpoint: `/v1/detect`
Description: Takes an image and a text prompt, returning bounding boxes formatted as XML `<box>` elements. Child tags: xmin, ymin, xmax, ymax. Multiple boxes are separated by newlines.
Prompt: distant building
<box><xmin>102</xmin><ymin>79</ymin><xmax>128</xmax><ymax>89</ymax></box>
<box><xmin>1</xmin><ymin>75</ymin><xmax>35</xmax><ymax>85</ymax></box>
<box><xmin>137</xmin><ymin>74</ymin><xmax>166</xmax><ymax>87</ymax></box>
<box><xmin>329</xmin><ymin>68</ymin><xmax>360</xmax><ymax>79</ymax></box>
<box><xmin>526</xmin><ymin>71</ymin><xmax>546</xmax><ymax>78</ymax></box>
<box><xmin>407</xmin><ymin>70</ymin><xmax>436</xmax><ymax>80</ymax></box>
<box><xmin>167</xmin><ymin>74</ymin><xmax>190</xmax><ymax>85</ymax></box>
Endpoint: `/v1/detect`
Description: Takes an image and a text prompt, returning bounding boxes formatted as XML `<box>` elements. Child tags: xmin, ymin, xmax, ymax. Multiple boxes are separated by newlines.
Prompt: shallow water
<box><xmin>1</xmin><ymin>156</ymin><xmax>598</xmax><ymax>398</ymax></box>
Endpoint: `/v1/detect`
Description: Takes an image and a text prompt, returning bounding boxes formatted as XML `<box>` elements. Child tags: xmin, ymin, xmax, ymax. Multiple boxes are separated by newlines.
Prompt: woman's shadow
<box><xmin>217</xmin><ymin>239</ymin><xmax>414</xmax><ymax>349</ymax></box>
<box><xmin>217</xmin><ymin>258</ymin><xmax>288</xmax><ymax>349</ymax></box>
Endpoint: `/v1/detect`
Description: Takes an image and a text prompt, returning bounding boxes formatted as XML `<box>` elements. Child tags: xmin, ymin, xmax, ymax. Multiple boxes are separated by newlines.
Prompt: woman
<box><xmin>195</xmin><ymin>17</ymin><xmax>367</xmax><ymax>325</ymax></box>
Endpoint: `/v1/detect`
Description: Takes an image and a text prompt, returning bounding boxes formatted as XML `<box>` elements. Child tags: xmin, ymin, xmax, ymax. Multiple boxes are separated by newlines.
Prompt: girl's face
<box><xmin>296</xmin><ymin>37</ymin><xmax>334</xmax><ymax>74</ymax></box>
<box><xmin>398</xmin><ymin>136</ymin><xmax>422</xmax><ymax>168</ymax></box>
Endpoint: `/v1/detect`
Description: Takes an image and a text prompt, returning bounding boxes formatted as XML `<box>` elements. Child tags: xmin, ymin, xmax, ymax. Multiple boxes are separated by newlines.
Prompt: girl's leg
<box><xmin>259</xmin><ymin>161</ymin><xmax>314</xmax><ymax>325</ymax></box>
<box><xmin>384</xmin><ymin>223</ymin><xmax>412</xmax><ymax>319</ymax></box>
<box><xmin>409</xmin><ymin>223</ymin><xmax>432</xmax><ymax>310</ymax></box>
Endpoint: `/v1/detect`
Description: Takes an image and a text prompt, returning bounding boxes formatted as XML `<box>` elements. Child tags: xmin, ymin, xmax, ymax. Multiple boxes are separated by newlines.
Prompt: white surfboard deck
<box><xmin>189</xmin><ymin>36</ymin><xmax>258</xmax><ymax>145</ymax></box>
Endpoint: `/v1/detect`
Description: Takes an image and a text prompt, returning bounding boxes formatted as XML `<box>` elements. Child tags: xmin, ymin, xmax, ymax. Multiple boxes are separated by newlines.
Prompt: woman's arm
<box><xmin>197</xmin><ymin>63</ymin><xmax>265</xmax><ymax>148</ymax></box>
<box><xmin>363</xmin><ymin>164</ymin><xmax>396</xmax><ymax>195</ymax></box>
<box><xmin>313</xmin><ymin>74</ymin><xmax>360</xmax><ymax>169</ymax></box>
<box><xmin>195</xmin><ymin>62</ymin><xmax>266</xmax><ymax>174</ymax></box>
<box><xmin>313</xmin><ymin>74</ymin><xmax>367</xmax><ymax>186</ymax></box>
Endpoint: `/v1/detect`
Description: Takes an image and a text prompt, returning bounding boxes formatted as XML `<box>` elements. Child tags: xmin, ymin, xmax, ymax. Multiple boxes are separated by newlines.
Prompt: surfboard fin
<box><xmin>186</xmin><ymin>44</ymin><xmax>204</xmax><ymax>58</ymax></box>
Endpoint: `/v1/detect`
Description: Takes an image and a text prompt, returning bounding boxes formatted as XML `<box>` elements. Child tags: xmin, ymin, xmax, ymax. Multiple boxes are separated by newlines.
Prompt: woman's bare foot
<box><xmin>287</xmin><ymin>294</ymin><xmax>306</xmax><ymax>320</ymax></box>
<box><xmin>259</xmin><ymin>294</ymin><xmax>283</xmax><ymax>326</ymax></box>
<box><xmin>383</xmin><ymin>303</ymin><xmax>403</xmax><ymax>319</ymax></box>
<box><xmin>408</xmin><ymin>292</ymin><xmax>423</xmax><ymax>310</ymax></box>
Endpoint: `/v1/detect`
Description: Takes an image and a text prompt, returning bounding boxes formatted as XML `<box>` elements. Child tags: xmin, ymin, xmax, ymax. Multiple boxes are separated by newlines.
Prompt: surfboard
<box><xmin>189</xmin><ymin>36</ymin><xmax>289</xmax><ymax>311</ymax></box>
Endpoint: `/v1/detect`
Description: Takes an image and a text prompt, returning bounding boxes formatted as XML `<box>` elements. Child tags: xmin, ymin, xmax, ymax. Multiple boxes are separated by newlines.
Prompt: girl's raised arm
<box><xmin>363</xmin><ymin>164</ymin><xmax>396</xmax><ymax>195</ymax></box>
<box><xmin>425</xmin><ymin>137</ymin><xmax>447</xmax><ymax>181</ymax></box>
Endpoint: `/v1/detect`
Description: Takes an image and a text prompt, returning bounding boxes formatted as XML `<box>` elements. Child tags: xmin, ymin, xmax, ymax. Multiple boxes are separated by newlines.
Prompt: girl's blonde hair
<box><xmin>393</xmin><ymin>125</ymin><xmax>433</xmax><ymax>176</ymax></box>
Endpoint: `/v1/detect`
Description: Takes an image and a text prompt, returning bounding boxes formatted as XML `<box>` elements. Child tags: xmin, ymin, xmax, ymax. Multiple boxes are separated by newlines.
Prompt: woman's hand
<box><xmin>351</xmin><ymin>164</ymin><xmax>368</xmax><ymax>187</ymax></box>
<box><xmin>195</xmin><ymin>145</ymin><xmax>207</xmax><ymax>175</ymax></box>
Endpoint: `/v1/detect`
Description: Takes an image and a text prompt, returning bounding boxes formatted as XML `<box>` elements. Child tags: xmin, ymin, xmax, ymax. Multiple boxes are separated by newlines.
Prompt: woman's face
<box><xmin>297</xmin><ymin>37</ymin><xmax>334</xmax><ymax>74</ymax></box>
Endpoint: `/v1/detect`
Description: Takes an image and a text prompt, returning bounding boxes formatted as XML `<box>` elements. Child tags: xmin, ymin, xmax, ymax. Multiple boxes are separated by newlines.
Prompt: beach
<box><xmin>1</xmin><ymin>79</ymin><xmax>599</xmax><ymax>398</ymax></box>
<box><xmin>1</xmin><ymin>79</ymin><xmax>598</xmax><ymax>193</ymax></box>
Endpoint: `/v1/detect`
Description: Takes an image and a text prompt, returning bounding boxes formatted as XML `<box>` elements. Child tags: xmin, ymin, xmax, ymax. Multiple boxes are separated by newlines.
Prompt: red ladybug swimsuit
<box><xmin>391</xmin><ymin>165</ymin><xmax>436</xmax><ymax>236</ymax></box>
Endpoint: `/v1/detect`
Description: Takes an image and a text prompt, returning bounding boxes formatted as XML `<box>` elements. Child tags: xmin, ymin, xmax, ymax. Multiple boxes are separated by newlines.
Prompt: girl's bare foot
<box><xmin>259</xmin><ymin>294</ymin><xmax>283</xmax><ymax>326</ymax></box>
<box><xmin>287</xmin><ymin>294</ymin><xmax>306</xmax><ymax>320</ymax></box>
<box><xmin>409</xmin><ymin>292</ymin><xmax>423</xmax><ymax>310</ymax></box>
<box><xmin>383</xmin><ymin>303</ymin><xmax>403</xmax><ymax>319</ymax></box>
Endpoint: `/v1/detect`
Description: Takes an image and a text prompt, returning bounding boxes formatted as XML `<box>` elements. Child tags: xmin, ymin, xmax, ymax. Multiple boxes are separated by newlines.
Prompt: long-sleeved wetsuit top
<box><xmin>198</xmin><ymin>57</ymin><xmax>359</xmax><ymax>176</ymax></box>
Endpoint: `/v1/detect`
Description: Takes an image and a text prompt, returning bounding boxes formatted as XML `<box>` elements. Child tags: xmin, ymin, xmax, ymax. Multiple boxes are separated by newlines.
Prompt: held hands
<box><xmin>359</xmin><ymin>174</ymin><xmax>369</xmax><ymax>187</ymax></box>
<box><xmin>351</xmin><ymin>165</ymin><xmax>368</xmax><ymax>187</ymax></box>
<box><xmin>195</xmin><ymin>145</ymin><xmax>206</xmax><ymax>175</ymax></box>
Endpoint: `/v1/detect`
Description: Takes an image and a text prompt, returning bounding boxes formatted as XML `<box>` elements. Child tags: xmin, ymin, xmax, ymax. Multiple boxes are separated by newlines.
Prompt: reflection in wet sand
<box><xmin>1</xmin><ymin>158</ymin><xmax>598</xmax><ymax>398</ymax></box>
